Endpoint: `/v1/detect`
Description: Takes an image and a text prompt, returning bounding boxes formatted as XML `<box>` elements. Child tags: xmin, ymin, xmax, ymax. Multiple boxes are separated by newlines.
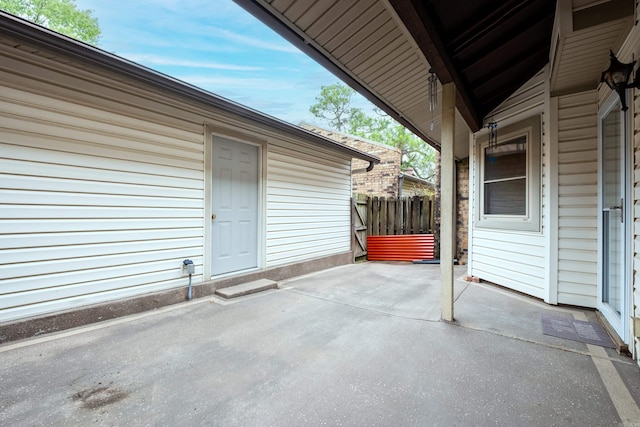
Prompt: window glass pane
<box><xmin>476</xmin><ymin>115</ymin><xmax>540</xmax><ymax>231</ymax></box>
<box><xmin>484</xmin><ymin>137</ymin><xmax>527</xmax><ymax>181</ymax></box>
<box><xmin>484</xmin><ymin>178</ymin><xmax>526</xmax><ymax>215</ymax></box>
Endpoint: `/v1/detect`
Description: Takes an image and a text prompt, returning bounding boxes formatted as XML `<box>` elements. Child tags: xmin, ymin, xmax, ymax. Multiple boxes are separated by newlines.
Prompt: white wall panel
<box><xmin>556</xmin><ymin>91</ymin><xmax>598</xmax><ymax>307</ymax></box>
<box><xmin>470</xmin><ymin>229</ymin><xmax>547</xmax><ymax>299</ymax></box>
<box><xmin>265</xmin><ymin>140</ymin><xmax>352</xmax><ymax>267</ymax></box>
<box><xmin>631</xmin><ymin>19</ymin><xmax>640</xmax><ymax>361</ymax></box>
<box><xmin>0</xmin><ymin>36</ymin><xmax>360</xmax><ymax>323</ymax></box>
<box><xmin>490</xmin><ymin>69</ymin><xmax>546</xmax><ymax>123</ymax></box>
<box><xmin>469</xmin><ymin>71</ymin><xmax>547</xmax><ymax>299</ymax></box>
<box><xmin>0</xmin><ymin>47</ymin><xmax>205</xmax><ymax>323</ymax></box>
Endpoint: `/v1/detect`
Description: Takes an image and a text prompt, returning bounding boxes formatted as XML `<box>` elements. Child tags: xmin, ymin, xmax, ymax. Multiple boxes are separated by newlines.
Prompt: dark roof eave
<box><xmin>0</xmin><ymin>12</ymin><xmax>380</xmax><ymax>165</ymax></box>
<box><xmin>387</xmin><ymin>0</ymin><xmax>482</xmax><ymax>132</ymax></box>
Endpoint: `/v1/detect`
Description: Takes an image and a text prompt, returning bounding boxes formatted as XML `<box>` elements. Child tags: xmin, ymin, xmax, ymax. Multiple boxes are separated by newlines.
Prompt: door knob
<box><xmin>212</xmin><ymin>214</ymin><xmax>217</xmax><ymax>220</ymax></box>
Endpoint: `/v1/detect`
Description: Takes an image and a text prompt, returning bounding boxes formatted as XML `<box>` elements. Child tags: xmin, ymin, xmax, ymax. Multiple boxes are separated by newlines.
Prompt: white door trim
<box><xmin>597</xmin><ymin>91</ymin><xmax>631</xmax><ymax>343</ymax></box>
<box><xmin>204</xmin><ymin>124</ymin><xmax>264</xmax><ymax>280</ymax></box>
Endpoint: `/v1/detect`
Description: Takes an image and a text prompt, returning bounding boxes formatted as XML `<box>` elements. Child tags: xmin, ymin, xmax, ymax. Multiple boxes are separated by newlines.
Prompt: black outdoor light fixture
<box><xmin>601</xmin><ymin>50</ymin><xmax>640</xmax><ymax>111</ymax></box>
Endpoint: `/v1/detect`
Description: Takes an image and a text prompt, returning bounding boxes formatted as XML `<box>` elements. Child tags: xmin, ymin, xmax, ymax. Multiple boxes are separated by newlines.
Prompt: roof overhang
<box><xmin>401</xmin><ymin>173</ymin><xmax>434</xmax><ymax>187</ymax></box>
<box><xmin>234</xmin><ymin>0</ymin><xmax>556</xmax><ymax>159</ymax></box>
<box><xmin>550</xmin><ymin>0</ymin><xmax>635</xmax><ymax>96</ymax></box>
<box><xmin>234</xmin><ymin>0</ymin><xmax>441</xmax><ymax>150</ymax></box>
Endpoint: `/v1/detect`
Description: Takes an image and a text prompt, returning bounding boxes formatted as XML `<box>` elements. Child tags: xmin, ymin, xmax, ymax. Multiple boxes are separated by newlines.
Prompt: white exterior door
<box><xmin>598</xmin><ymin>94</ymin><xmax>630</xmax><ymax>342</ymax></box>
<box><xmin>211</xmin><ymin>136</ymin><xmax>259</xmax><ymax>276</ymax></box>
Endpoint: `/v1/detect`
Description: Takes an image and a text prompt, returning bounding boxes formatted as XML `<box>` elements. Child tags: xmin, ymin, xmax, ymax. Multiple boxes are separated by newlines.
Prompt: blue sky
<box><xmin>73</xmin><ymin>0</ymin><xmax>373</xmax><ymax>126</ymax></box>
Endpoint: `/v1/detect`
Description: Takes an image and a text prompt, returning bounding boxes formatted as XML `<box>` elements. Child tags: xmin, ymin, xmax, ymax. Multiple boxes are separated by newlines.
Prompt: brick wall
<box><xmin>456</xmin><ymin>158</ymin><xmax>469</xmax><ymax>263</ymax></box>
<box><xmin>433</xmin><ymin>153</ymin><xmax>469</xmax><ymax>262</ymax></box>
<box><xmin>302</xmin><ymin>124</ymin><xmax>402</xmax><ymax>197</ymax></box>
<box><xmin>301</xmin><ymin>124</ymin><xmax>455</xmax><ymax>254</ymax></box>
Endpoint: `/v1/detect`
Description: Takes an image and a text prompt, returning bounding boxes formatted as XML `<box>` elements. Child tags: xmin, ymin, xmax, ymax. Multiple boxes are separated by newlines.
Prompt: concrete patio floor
<box><xmin>1</xmin><ymin>262</ymin><xmax>639</xmax><ymax>426</ymax></box>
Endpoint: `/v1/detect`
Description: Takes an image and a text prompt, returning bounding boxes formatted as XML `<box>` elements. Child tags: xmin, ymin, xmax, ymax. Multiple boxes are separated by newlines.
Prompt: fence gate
<box><xmin>367</xmin><ymin>195</ymin><xmax>435</xmax><ymax>261</ymax></box>
<box><xmin>352</xmin><ymin>194</ymin><xmax>368</xmax><ymax>260</ymax></box>
<box><xmin>351</xmin><ymin>194</ymin><xmax>436</xmax><ymax>262</ymax></box>
<box><xmin>351</xmin><ymin>194</ymin><xmax>435</xmax><ymax>261</ymax></box>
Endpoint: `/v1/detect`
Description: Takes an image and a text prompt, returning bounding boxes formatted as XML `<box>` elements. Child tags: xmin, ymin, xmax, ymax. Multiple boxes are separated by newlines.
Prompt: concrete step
<box><xmin>215</xmin><ymin>278</ymin><xmax>278</xmax><ymax>299</ymax></box>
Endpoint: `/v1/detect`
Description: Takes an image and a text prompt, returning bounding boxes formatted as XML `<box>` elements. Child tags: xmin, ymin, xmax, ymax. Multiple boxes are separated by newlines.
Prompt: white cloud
<box><xmin>74</xmin><ymin>0</ymin><xmax>333</xmax><ymax>126</ymax></box>
<box><xmin>204</xmin><ymin>26</ymin><xmax>301</xmax><ymax>54</ymax></box>
<box><xmin>123</xmin><ymin>54</ymin><xmax>263</xmax><ymax>71</ymax></box>
<box><xmin>178</xmin><ymin>75</ymin><xmax>294</xmax><ymax>91</ymax></box>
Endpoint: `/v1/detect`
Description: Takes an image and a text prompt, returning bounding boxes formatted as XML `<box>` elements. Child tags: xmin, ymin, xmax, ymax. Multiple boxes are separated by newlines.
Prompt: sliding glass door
<box><xmin>598</xmin><ymin>94</ymin><xmax>630</xmax><ymax>342</ymax></box>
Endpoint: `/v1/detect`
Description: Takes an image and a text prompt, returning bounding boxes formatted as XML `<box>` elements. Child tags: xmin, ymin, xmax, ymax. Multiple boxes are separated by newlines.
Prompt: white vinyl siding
<box><xmin>603</xmin><ymin>19</ymin><xmax>640</xmax><ymax>360</ymax></box>
<box><xmin>265</xmin><ymin>140</ymin><xmax>352</xmax><ymax>267</ymax></box>
<box><xmin>470</xmin><ymin>230</ymin><xmax>546</xmax><ymax>299</ymax></box>
<box><xmin>0</xmin><ymin>42</ymin><xmax>359</xmax><ymax>323</ymax></box>
<box><xmin>624</xmin><ymin>18</ymin><xmax>640</xmax><ymax>364</ymax></box>
<box><xmin>470</xmin><ymin>140</ymin><xmax>547</xmax><ymax>299</ymax></box>
<box><xmin>489</xmin><ymin>69</ymin><xmax>545</xmax><ymax>123</ymax></box>
<box><xmin>0</xmin><ymin>76</ymin><xmax>205</xmax><ymax>322</ymax></box>
<box><xmin>556</xmin><ymin>91</ymin><xmax>598</xmax><ymax>307</ymax></box>
<box><xmin>469</xmin><ymin>69</ymin><xmax>547</xmax><ymax>299</ymax></box>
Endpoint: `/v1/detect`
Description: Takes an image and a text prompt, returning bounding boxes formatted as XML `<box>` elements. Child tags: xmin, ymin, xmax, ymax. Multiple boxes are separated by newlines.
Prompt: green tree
<box><xmin>309</xmin><ymin>84</ymin><xmax>362</xmax><ymax>132</ymax></box>
<box><xmin>0</xmin><ymin>0</ymin><xmax>100</xmax><ymax>45</ymax></box>
<box><xmin>310</xmin><ymin>83</ymin><xmax>437</xmax><ymax>180</ymax></box>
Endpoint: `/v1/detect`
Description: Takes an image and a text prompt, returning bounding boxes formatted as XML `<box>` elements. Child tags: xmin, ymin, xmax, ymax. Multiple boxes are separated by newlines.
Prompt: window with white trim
<box><xmin>476</xmin><ymin>115</ymin><xmax>541</xmax><ymax>232</ymax></box>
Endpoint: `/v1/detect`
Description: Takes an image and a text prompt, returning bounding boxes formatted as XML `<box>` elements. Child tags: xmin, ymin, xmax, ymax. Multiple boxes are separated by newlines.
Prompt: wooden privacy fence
<box><xmin>352</xmin><ymin>195</ymin><xmax>435</xmax><ymax>261</ymax></box>
<box><xmin>368</xmin><ymin>195</ymin><xmax>434</xmax><ymax>236</ymax></box>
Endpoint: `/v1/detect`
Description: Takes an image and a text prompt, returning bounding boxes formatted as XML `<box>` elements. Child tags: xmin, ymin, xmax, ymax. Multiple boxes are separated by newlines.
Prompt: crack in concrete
<box><xmin>283</xmin><ymin>288</ymin><xmax>442</xmax><ymax>323</ymax></box>
<box><xmin>285</xmin><ymin>287</ymin><xmax>637</xmax><ymax>367</ymax></box>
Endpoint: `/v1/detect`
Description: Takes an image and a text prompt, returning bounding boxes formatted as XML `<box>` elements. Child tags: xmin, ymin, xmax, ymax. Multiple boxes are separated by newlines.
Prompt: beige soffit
<box><xmin>551</xmin><ymin>0</ymin><xmax>634</xmax><ymax>96</ymax></box>
<box><xmin>254</xmin><ymin>0</ymin><xmax>471</xmax><ymax>158</ymax></box>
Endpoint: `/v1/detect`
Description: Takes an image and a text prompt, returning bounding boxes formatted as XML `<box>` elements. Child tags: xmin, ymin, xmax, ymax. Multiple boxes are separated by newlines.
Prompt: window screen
<box><xmin>483</xmin><ymin>137</ymin><xmax>527</xmax><ymax>215</ymax></box>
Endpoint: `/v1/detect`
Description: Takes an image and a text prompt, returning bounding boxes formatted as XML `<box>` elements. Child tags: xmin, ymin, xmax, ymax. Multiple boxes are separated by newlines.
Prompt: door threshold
<box><xmin>210</xmin><ymin>267</ymin><xmax>261</xmax><ymax>281</ymax></box>
<box><xmin>595</xmin><ymin>311</ymin><xmax>629</xmax><ymax>355</ymax></box>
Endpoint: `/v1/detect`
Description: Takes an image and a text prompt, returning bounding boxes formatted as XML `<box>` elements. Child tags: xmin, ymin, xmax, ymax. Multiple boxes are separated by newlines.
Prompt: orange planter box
<box><xmin>367</xmin><ymin>234</ymin><xmax>435</xmax><ymax>261</ymax></box>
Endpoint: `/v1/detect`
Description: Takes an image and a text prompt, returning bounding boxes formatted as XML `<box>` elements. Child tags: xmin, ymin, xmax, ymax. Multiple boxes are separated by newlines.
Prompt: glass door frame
<box><xmin>597</xmin><ymin>91</ymin><xmax>631</xmax><ymax>343</ymax></box>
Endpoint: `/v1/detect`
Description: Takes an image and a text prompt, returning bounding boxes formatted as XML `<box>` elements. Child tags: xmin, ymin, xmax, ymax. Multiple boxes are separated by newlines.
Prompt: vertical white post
<box><xmin>441</xmin><ymin>82</ymin><xmax>456</xmax><ymax>321</ymax></box>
